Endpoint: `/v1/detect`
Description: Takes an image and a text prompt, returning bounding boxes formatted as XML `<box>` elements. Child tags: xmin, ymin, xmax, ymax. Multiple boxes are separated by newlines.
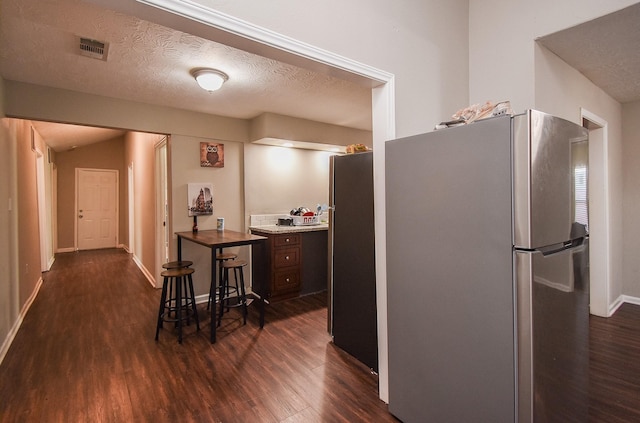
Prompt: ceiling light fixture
<box><xmin>191</xmin><ymin>68</ymin><xmax>228</xmax><ymax>92</ymax></box>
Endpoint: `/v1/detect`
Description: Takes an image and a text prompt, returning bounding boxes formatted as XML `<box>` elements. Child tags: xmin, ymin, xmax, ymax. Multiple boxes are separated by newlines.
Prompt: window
<box><xmin>574</xmin><ymin>165</ymin><xmax>588</xmax><ymax>231</ymax></box>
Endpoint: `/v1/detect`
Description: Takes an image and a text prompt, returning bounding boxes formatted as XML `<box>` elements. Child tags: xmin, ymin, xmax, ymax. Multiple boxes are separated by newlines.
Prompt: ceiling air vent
<box><xmin>78</xmin><ymin>37</ymin><xmax>109</xmax><ymax>61</ymax></box>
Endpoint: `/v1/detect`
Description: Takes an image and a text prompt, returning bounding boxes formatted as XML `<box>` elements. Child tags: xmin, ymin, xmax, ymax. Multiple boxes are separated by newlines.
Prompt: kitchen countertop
<box><xmin>249</xmin><ymin>224</ymin><xmax>329</xmax><ymax>234</ymax></box>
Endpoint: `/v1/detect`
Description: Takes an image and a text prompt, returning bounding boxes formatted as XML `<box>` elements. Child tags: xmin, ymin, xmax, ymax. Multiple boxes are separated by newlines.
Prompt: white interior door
<box><xmin>76</xmin><ymin>168</ymin><xmax>118</xmax><ymax>250</ymax></box>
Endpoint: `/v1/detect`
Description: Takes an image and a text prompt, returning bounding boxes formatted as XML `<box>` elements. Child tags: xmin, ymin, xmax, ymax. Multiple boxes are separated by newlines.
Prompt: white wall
<box><xmin>469</xmin><ymin>0</ymin><xmax>637</xmax><ymax>113</ymax></box>
<box><xmin>622</xmin><ymin>101</ymin><xmax>640</xmax><ymax>298</ymax></box>
<box><xmin>244</xmin><ymin>144</ymin><xmax>332</xmax><ymax>220</ymax></box>
<box><xmin>535</xmin><ymin>44</ymin><xmax>624</xmax><ymax>315</ymax></box>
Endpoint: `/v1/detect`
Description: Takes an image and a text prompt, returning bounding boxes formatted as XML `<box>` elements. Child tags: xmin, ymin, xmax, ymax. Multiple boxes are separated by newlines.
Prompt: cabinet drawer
<box><xmin>274</xmin><ymin>247</ymin><xmax>300</xmax><ymax>268</ymax></box>
<box><xmin>274</xmin><ymin>233</ymin><xmax>300</xmax><ymax>247</ymax></box>
<box><xmin>273</xmin><ymin>269</ymin><xmax>300</xmax><ymax>293</ymax></box>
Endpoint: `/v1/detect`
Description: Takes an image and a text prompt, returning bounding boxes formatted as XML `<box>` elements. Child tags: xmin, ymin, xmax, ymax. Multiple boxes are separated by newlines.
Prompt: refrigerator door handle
<box><xmin>537</xmin><ymin>238</ymin><xmax>586</xmax><ymax>256</ymax></box>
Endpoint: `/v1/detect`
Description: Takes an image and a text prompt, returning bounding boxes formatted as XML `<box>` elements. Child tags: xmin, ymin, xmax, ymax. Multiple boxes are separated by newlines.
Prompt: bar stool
<box><xmin>218</xmin><ymin>259</ymin><xmax>248</xmax><ymax>326</ymax></box>
<box><xmin>162</xmin><ymin>260</ymin><xmax>193</xmax><ymax>270</ymax></box>
<box><xmin>207</xmin><ymin>252</ymin><xmax>238</xmax><ymax>310</ymax></box>
<box><xmin>162</xmin><ymin>260</ymin><xmax>194</xmax><ymax>324</ymax></box>
<box><xmin>155</xmin><ymin>267</ymin><xmax>200</xmax><ymax>343</ymax></box>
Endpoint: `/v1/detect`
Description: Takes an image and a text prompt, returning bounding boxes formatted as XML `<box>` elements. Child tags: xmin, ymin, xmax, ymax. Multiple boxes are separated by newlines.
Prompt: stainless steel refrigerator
<box><xmin>385</xmin><ymin>110</ymin><xmax>589</xmax><ymax>422</ymax></box>
<box><xmin>329</xmin><ymin>152</ymin><xmax>378</xmax><ymax>371</ymax></box>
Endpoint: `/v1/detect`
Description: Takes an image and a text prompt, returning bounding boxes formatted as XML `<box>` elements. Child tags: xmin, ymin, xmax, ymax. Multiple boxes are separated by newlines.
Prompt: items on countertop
<box><xmin>289</xmin><ymin>205</ymin><xmax>319</xmax><ymax>225</ymax></box>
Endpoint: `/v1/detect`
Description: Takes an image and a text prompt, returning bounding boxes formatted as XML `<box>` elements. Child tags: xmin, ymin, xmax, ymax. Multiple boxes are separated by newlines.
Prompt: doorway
<box><xmin>155</xmin><ymin>137</ymin><xmax>169</xmax><ymax>287</ymax></box>
<box><xmin>35</xmin><ymin>147</ymin><xmax>52</xmax><ymax>271</ymax></box>
<box><xmin>581</xmin><ymin>109</ymin><xmax>609</xmax><ymax>317</ymax></box>
<box><xmin>76</xmin><ymin>168</ymin><xmax>118</xmax><ymax>250</ymax></box>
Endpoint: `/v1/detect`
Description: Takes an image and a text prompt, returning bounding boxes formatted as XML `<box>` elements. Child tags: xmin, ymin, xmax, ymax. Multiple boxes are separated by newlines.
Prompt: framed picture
<box><xmin>188</xmin><ymin>183</ymin><xmax>213</xmax><ymax>216</ymax></box>
<box><xmin>200</xmin><ymin>142</ymin><xmax>224</xmax><ymax>167</ymax></box>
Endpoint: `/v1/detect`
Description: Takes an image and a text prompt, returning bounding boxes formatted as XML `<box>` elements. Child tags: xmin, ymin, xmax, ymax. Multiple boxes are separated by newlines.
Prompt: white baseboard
<box><xmin>195</xmin><ymin>293</ymin><xmax>209</xmax><ymax>304</ymax></box>
<box><xmin>620</xmin><ymin>295</ymin><xmax>640</xmax><ymax>307</ymax></box>
<box><xmin>0</xmin><ymin>276</ymin><xmax>43</xmax><ymax>366</ymax></box>
<box><xmin>607</xmin><ymin>294</ymin><xmax>640</xmax><ymax>317</ymax></box>
<box><xmin>56</xmin><ymin>247</ymin><xmax>75</xmax><ymax>253</ymax></box>
<box><xmin>46</xmin><ymin>255</ymin><xmax>55</xmax><ymax>271</ymax></box>
<box><xmin>609</xmin><ymin>295</ymin><xmax>625</xmax><ymax>316</ymax></box>
<box><xmin>131</xmin><ymin>254</ymin><xmax>156</xmax><ymax>288</ymax></box>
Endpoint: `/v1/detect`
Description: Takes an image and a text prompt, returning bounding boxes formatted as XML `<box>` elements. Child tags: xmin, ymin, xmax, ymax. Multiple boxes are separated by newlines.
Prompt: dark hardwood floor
<box><xmin>1</xmin><ymin>248</ymin><xmax>640</xmax><ymax>422</ymax></box>
<box><xmin>589</xmin><ymin>305</ymin><xmax>640</xmax><ymax>422</ymax></box>
<box><xmin>0</xmin><ymin>249</ymin><xmax>397</xmax><ymax>422</ymax></box>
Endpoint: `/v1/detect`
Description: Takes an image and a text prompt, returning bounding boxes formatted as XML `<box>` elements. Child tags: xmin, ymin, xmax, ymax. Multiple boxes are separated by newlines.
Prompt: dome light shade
<box><xmin>192</xmin><ymin>68</ymin><xmax>228</xmax><ymax>92</ymax></box>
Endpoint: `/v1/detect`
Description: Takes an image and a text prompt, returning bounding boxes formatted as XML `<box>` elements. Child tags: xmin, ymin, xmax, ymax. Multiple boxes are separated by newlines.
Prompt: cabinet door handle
<box><xmin>286</xmin><ymin>278</ymin><xmax>290</xmax><ymax>282</ymax></box>
<box><xmin>285</xmin><ymin>256</ymin><xmax>290</xmax><ymax>260</ymax></box>
<box><xmin>285</xmin><ymin>238</ymin><xmax>290</xmax><ymax>243</ymax></box>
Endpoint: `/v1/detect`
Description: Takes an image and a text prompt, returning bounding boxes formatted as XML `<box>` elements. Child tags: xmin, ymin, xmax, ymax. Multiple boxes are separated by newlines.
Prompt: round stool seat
<box><xmin>162</xmin><ymin>260</ymin><xmax>193</xmax><ymax>270</ymax></box>
<box><xmin>161</xmin><ymin>267</ymin><xmax>195</xmax><ymax>277</ymax></box>
<box><xmin>216</xmin><ymin>252</ymin><xmax>237</xmax><ymax>261</ymax></box>
<box><xmin>221</xmin><ymin>259</ymin><xmax>247</xmax><ymax>269</ymax></box>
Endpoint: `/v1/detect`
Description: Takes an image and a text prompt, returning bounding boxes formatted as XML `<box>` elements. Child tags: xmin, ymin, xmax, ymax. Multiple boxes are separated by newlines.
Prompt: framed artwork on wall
<box><xmin>187</xmin><ymin>183</ymin><xmax>213</xmax><ymax>216</ymax></box>
<box><xmin>200</xmin><ymin>142</ymin><xmax>224</xmax><ymax>167</ymax></box>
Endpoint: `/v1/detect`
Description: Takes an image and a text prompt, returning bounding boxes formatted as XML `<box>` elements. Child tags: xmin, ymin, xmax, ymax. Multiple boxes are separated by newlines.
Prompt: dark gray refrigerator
<box><xmin>329</xmin><ymin>152</ymin><xmax>378</xmax><ymax>371</ymax></box>
<box><xmin>386</xmin><ymin>110</ymin><xmax>589</xmax><ymax>422</ymax></box>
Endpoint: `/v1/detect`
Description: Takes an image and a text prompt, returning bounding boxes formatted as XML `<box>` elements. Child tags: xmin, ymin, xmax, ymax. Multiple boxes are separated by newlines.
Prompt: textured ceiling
<box><xmin>538</xmin><ymin>3</ymin><xmax>640</xmax><ymax>104</ymax></box>
<box><xmin>1</xmin><ymin>1</ymin><xmax>639</xmax><ymax>152</ymax></box>
<box><xmin>0</xmin><ymin>0</ymin><xmax>372</xmax><ymax>150</ymax></box>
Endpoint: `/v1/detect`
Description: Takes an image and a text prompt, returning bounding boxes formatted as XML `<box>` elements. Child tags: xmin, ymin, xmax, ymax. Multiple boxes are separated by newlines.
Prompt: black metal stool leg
<box><xmin>155</xmin><ymin>276</ymin><xmax>169</xmax><ymax>340</ymax></box>
<box><xmin>238</xmin><ymin>266</ymin><xmax>248</xmax><ymax>325</ymax></box>
<box><xmin>218</xmin><ymin>267</ymin><xmax>228</xmax><ymax>327</ymax></box>
<box><xmin>176</xmin><ymin>275</ymin><xmax>183</xmax><ymax>344</ymax></box>
<box><xmin>188</xmin><ymin>272</ymin><xmax>200</xmax><ymax>330</ymax></box>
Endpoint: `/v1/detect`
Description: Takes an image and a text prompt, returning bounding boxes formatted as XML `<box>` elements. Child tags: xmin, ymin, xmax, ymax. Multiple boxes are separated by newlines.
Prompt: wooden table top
<box><xmin>175</xmin><ymin>229</ymin><xmax>267</xmax><ymax>249</ymax></box>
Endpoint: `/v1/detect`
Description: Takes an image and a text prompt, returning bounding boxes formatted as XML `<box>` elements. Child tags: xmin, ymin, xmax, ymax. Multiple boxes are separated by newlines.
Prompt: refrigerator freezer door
<box><xmin>516</xmin><ymin>245</ymin><xmax>589</xmax><ymax>423</ymax></box>
<box><xmin>513</xmin><ymin>110</ymin><xmax>589</xmax><ymax>249</ymax></box>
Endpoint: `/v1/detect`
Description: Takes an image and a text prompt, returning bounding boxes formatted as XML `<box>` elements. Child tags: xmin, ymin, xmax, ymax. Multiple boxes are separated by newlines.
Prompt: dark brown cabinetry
<box><xmin>250</xmin><ymin>228</ymin><xmax>327</xmax><ymax>303</ymax></box>
<box><xmin>270</xmin><ymin>233</ymin><xmax>301</xmax><ymax>301</ymax></box>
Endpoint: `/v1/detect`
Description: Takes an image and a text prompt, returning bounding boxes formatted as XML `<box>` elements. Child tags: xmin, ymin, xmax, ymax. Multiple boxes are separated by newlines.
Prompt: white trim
<box><xmin>609</xmin><ymin>295</ymin><xmax>625</xmax><ymax>315</ymax></box>
<box><xmin>619</xmin><ymin>295</ymin><xmax>640</xmax><ymax>308</ymax></box>
<box><xmin>372</xmin><ymin>78</ymin><xmax>395</xmax><ymax>403</ymax></box>
<box><xmin>35</xmin><ymin>148</ymin><xmax>50</xmax><ymax>272</ymax></box>
<box><xmin>56</xmin><ymin>247</ymin><xmax>75</xmax><ymax>253</ymax></box>
<box><xmin>136</xmin><ymin>0</ymin><xmax>393</xmax><ymax>84</ymax></box>
<box><xmin>132</xmin><ymin>253</ymin><xmax>157</xmax><ymax>288</ymax></box>
<box><xmin>580</xmin><ymin>108</ymin><xmax>610</xmax><ymax>317</ymax></box>
<box><xmin>608</xmin><ymin>295</ymin><xmax>640</xmax><ymax>316</ymax></box>
<box><xmin>128</xmin><ymin>163</ymin><xmax>135</xmax><ymax>257</ymax></box>
<box><xmin>0</xmin><ymin>276</ymin><xmax>43</xmax><ymax>366</ymax></box>
<box><xmin>154</xmin><ymin>138</ymin><xmax>168</xmax><ymax>289</ymax></box>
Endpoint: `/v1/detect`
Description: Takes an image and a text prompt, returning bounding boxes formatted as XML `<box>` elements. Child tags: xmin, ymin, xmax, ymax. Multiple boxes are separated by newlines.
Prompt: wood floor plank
<box><xmin>2</xmin><ymin>248</ymin><xmax>640</xmax><ymax>422</ymax></box>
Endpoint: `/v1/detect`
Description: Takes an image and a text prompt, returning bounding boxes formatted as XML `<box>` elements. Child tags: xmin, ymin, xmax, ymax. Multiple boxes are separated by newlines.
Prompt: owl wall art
<box><xmin>200</xmin><ymin>142</ymin><xmax>224</xmax><ymax>167</ymax></box>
